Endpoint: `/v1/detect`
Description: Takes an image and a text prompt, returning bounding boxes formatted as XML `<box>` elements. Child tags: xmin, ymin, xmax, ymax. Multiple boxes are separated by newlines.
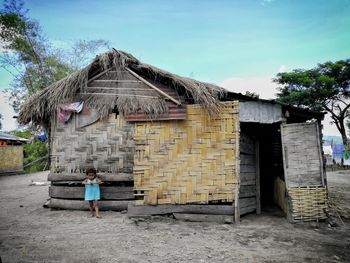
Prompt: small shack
<box><xmin>0</xmin><ymin>132</ymin><xmax>29</xmax><ymax>175</ymax></box>
<box><xmin>18</xmin><ymin>49</ymin><xmax>328</xmax><ymax>223</ymax></box>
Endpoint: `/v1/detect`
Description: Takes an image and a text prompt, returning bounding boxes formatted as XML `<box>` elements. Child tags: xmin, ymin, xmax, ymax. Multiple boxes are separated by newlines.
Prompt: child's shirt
<box><xmin>84</xmin><ymin>178</ymin><xmax>101</xmax><ymax>201</ymax></box>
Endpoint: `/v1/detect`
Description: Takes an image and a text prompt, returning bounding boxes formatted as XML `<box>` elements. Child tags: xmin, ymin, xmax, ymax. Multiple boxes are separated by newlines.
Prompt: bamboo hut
<box><xmin>0</xmin><ymin>132</ymin><xmax>29</xmax><ymax>175</ymax></box>
<box><xmin>18</xmin><ymin>49</ymin><xmax>328</xmax><ymax>223</ymax></box>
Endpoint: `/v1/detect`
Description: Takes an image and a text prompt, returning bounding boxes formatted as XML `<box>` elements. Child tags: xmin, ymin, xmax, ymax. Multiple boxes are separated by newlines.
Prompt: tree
<box><xmin>0</xmin><ymin>0</ymin><xmax>109</xmax><ymax>112</ymax></box>
<box><xmin>13</xmin><ymin>130</ymin><xmax>49</xmax><ymax>172</ymax></box>
<box><xmin>0</xmin><ymin>0</ymin><xmax>110</xmax><ymax>172</ymax></box>
<box><xmin>274</xmin><ymin>59</ymin><xmax>350</xmax><ymax>148</ymax></box>
<box><xmin>244</xmin><ymin>91</ymin><xmax>260</xmax><ymax>99</ymax></box>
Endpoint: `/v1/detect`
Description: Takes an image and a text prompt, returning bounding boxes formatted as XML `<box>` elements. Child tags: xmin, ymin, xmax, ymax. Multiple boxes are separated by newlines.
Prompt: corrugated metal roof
<box><xmin>0</xmin><ymin>132</ymin><xmax>29</xmax><ymax>143</ymax></box>
<box><xmin>239</xmin><ymin>101</ymin><xmax>283</xmax><ymax>123</ymax></box>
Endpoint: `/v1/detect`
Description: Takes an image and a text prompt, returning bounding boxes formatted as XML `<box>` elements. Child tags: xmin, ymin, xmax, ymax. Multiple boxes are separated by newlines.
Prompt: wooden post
<box><xmin>315</xmin><ymin>121</ymin><xmax>325</xmax><ymax>187</ymax></box>
<box><xmin>234</xmin><ymin>114</ymin><xmax>240</xmax><ymax>224</ymax></box>
<box><xmin>280</xmin><ymin>123</ymin><xmax>294</xmax><ymax>223</ymax></box>
<box><xmin>255</xmin><ymin>139</ymin><xmax>261</xmax><ymax>215</ymax></box>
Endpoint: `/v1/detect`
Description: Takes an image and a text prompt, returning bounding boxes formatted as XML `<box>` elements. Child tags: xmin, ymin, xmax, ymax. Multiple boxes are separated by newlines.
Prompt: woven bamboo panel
<box><xmin>51</xmin><ymin>113</ymin><xmax>134</xmax><ymax>174</ymax></box>
<box><xmin>288</xmin><ymin>186</ymin><xmax>328</xmax><ymax>222</ymax></box>
<box><xmin>133</xmin><ymin>102</ymin><xmax>240</xmax><ymax>205</ymax></box>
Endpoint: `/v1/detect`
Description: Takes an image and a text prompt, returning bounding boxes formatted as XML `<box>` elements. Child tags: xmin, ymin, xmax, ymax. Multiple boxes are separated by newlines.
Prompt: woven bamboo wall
<box><xmin>51</xmin><ymin>113</ymin><xmax>134</xmax><ymax>174</ymax></box>
<box><xmin>133</xmin><ymin>101</ymin><xmax>240</xmax><ymax>205</ymax></box>
<box><xmin>288</xmin><ymin>186</ymin><xmax>328</xmax><ymax>222</ymax></box>
<box><xmin>0</xmin><ymin>145</ymin><xmax>24</xmax><ymax>173</ymax></box>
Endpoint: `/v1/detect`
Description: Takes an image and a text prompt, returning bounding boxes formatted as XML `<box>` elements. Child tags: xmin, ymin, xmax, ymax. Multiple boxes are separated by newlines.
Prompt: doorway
<box><xmin>240</xmin><ymin>123</ymin><xmax>285</xmax><ymax>216</ymax></box>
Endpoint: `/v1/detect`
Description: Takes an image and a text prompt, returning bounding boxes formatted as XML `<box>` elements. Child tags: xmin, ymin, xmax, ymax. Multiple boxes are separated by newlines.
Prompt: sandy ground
<box><xmin>0</xmin><ymin>171</ymin><xmax>350</xmax><ymax>263</ymax></box>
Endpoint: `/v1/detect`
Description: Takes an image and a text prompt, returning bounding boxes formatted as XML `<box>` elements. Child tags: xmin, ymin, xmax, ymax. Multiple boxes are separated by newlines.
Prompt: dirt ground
<box><xmin>0</xmin><ymin>171</ymin><xmax>350</xmax><ymax>263</ymax></box>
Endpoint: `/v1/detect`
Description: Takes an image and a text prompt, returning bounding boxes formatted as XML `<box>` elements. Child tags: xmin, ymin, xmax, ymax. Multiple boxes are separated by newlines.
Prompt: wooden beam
<box><xmin>86</xmin><ymin>87</ymin><xmax>151</xmax><ymax>91</ymax></box>
<box><xmin>48</xmin><ymin>173</ymin><xmax>133</xmax><ymax>182</ymax></box>
<box><xmin>79</xmin><ymin>93</ymin><xmax>159</xmax><ymax>98</ymax></box>
<box><xmin>127</xmin><ymin>203</ymin><xmax>234</xmax><ymax>216</ymax></box>
<box><xmin>125</xmin><ymin>67</ymin><xmax>181</xmax><ymax>105</ymax></box>
<box><xmin>173</xmin><ymin>213</ymin><xmax>233</xmax><ymax>223</ymax></box>
<box><xmin>92</xmin><ymin>80</ymin><xmax>141</xmax><ymax>83</ymax></box>
<box><xmin>255</xmin><ymin>139</ymin><xmax>261</xmax><ymax>215</ymax></box>
<box><xmin>234</xmin><ymin>119</ymin><xmax>241</xmax><ymax>224</ymax></box>
<box><xmin>49</xmin><ymin>186</ymin><xmax>134</xmax><ymax>200</ymax></box>
<box><xmin>316</xmin><ymin>121</ymin><xmax>325</xmax><ymax>187</ymax></box>
<box><xmin>87</xmin><ymin>68</ymin><xmax>111</xmax><ymax>84</ymax></box>
<box><xmin>48</xmin><ymin>198</ymin><xmax>129</xmax><ymax>211</ymax></box>
<box><xmin>280</xmin><ymin>124</ymin><xmax>289</xmax><ymax>189</ymax></box>
<box><xmin>280</xmin><ymin>123</ymin><xmax>294</xmax><ymax>223</ymax></box>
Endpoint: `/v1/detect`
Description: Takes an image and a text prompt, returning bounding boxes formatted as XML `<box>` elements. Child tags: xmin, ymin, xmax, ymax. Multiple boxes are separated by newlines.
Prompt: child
<box><xmin>82</xmin><ymin>167</ymin><xmax>103</xmax><ymax>218</ymax></box>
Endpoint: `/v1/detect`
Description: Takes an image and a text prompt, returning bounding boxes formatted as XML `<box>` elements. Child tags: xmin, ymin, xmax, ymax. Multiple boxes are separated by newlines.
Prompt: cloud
<box><xmin>220</xmin><ymin>75</ymin><xmax>278</xmax><ymax>99</ymax></box>
<box><xmin>278</xmin><ymin>65</ymin><xmax>287</xmax><ymax>73</ymax></box>
<box><xmin>0</xmin><ymin>91</ymin><xmax>18</xmax><ymax>131</ymax></box>
<box><xmin>323</xmin><ymin>114</ymin><xmax>343</xmax><ymax>136</ymax></box>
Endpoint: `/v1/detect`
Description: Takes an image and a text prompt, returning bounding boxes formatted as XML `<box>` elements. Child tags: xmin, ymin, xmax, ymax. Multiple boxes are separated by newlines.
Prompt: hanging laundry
<box><xmin>37</xmin><ymin>134</ymin><xmax>47</xmax><ymax>142</ymax></box>
<box><xmin>57</xmin><ymin>101</ymin><xmax>84</xmax><ymax>123</ymax></box>
<box><xmin>36</xmin><ymin>128</ymin><xmax>49</xmax><ymax>142</ymax></box>
<box><xmin>332</xmin><ymin>144</ymin><xmax>344</xmax><ymax>159</ymax></box>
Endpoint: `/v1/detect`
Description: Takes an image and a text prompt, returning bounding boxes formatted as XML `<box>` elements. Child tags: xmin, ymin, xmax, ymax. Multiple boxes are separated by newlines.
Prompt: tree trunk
<box><xmin>339</xmin><ymin>119</ymin><xmax>349</xmax><ymax>148</ymax></box>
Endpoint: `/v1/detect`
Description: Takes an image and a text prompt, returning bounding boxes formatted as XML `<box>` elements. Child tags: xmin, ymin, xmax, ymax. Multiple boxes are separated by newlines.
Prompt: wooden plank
<box><xmin>87</xmin><ymin>68</ymin><xmax>111</xmax><ymax>84</ymax></box>
<box><xmin>127</xmin><ymin>203</ymin><xmax>234</xmax><ymax>216</ymax></box>
<box><xmin>49</xmin><ymin>186</ymin><xmax>134</xmax><ymax>200</ymax></box>
<box><xmin>173</xmin><ymin>213</ymin><xmax>233</xmax><ymax>223</ymax></box>
<box><xmin>79</xmin><ymin>93</ymin><xmax>158</xmax><ymax>98</ymax></box>
<box><xmin>125</xmin><ymin>67</ymin><xmax>182</xmax><ymax>105</ymax></box>
<box><xmin>240</xmin><ymin>205</ymin><xmax>257</xmax><ymax>215</ymax></box>
<box><xmin>125</xmin><ymin>106</ymin><xmax>187</xmax><ymax>122</ymax></box>
<box><xmin>235</xmin><ymin>119</ymin><xmax>241</xmax><ymax>224</ymax></box>
<box><xmin>48</xmin><ymin>173</ymin><xmax>133</xmax><ymax>182</ymax></box>
<box><xmin>240</xmin><ymin>185</ymin><xmax>256</xmax><ymax>193</ymax></box>
<box><xmin>240</xmin><ymin>172</ymin><xmax>256</xmax><ymax>181</ymax></box>
<box><xmin>239</xmin><ymin>197</ymin><xmax>256</xmax><ymax>207</ymax></box>
<box><xmin>48</xmin><ymin>199</ymin><xmax>130</xmax><ymax>211</ymax></box>
<box><xmin>91</xmin><ymin>80</ymin><xmax>142</xmax><ymax>83</ymax></box>
<box><xmin>240</xmin><ymin>165</ymin><xmax>255</xmax><ymax>173</ymax></box>
<box><xmin>240</xmin><ymin>191</ymin><xmax>256</xmax><ymax>198</ymax></box>
<box><xmin>316</xmin><ymin>121</ymin><xmax>325</xmax><ymax>186</ymax></box>
<box><xmin>86</xmin><ymin>87</ymin><xmax>150</xmax><ymax>91</ymax></box>
<box><xmin>240</xmin><ymin>180</ymin><xmax>256</xmax><ymax>186</ymax></box>
<box><xmin>281</xmin><ymin>124</ymin><xmax>289</xmax><ymax>189</ymax></box>
<box><xmin>255</xmin><ymin>139</ymin><xmax>261</xmax><ymax>215</ymax></box>
<box><xmin>240</xmin><ymin>154</ymin><xmax>256</xmax><ymax>165</ymax></box>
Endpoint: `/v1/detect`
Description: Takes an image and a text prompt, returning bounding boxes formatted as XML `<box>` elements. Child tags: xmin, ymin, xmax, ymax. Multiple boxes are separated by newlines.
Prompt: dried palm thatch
<box><xmin>18</xmin><ymin>49</ymin><xmax>226</xmax><ymax>126</ymax></box>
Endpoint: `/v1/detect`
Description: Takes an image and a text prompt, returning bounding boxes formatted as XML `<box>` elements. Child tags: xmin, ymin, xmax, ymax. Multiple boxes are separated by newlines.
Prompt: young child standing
<box><xmin>82</xmin><ymin>168</ymin><xmax>103</xmax><ymax>218</ymax></box>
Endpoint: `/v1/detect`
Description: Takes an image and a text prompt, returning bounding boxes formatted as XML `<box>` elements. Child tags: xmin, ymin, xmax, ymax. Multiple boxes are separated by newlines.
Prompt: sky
<box><xmin>0</xmin><ymin>0</ymin><xmax>349</xmax><ymax>134</ymax></box>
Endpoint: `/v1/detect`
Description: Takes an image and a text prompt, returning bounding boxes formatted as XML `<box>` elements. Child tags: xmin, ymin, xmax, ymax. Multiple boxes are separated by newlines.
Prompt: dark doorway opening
<box><xmin>240</xmin><ymin>123</ymin><xmax>285</xmax><ymax>215</ymax></box>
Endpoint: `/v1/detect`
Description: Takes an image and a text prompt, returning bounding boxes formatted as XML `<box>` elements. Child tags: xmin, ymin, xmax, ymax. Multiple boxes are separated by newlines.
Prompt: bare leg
<box><xmin>94</xmin><ymin>200</ymin><xmax>100</xmax><ymax>218</ymax></box>
<box><xmin>89</xmin><ymin>201</ymin><xmax>94</xmax><ymax>217</ymax></box>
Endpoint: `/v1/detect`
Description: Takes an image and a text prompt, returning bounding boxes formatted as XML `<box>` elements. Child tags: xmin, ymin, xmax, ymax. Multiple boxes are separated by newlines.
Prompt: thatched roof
<box><xmin>18</xmin><ymin>49</ymin><xmax>226</xmax><ymax>126</ymax></box>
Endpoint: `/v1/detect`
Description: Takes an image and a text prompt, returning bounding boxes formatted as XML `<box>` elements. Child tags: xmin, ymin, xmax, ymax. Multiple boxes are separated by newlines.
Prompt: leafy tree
<box><xmin>1</xmin><ymin>0</ymin><xmax>109</xmax><ymax>171</ymax></box>
<box><xmin>245</xmin><ymin>91</ymin><xmax>260</xmax><ymax>99</ymax></box>
<box><xmin>12</xmin><ymin>130</ymin><xmax>48</xmax><ymax>173</ymax></box>
<box><xmin>0</xmin><ymin>113</ymin><xmax>3</xmax><ymax>130</ymax></box>
<box><xmin>275</xmin><ymin>59</ymin><xmax>350</xmax><ymax>148</ymax></box>
<box><xmin>0</xmin><ymin>0</ymin><xmax>109</xmax><ymax>112</ymax></box>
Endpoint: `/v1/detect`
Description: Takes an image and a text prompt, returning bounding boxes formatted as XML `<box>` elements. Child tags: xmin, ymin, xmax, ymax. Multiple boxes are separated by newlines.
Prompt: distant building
<box><xmin>0</xmin><ymin>132</ymin><xmax>29</xmax><ymax>175</ymax></box>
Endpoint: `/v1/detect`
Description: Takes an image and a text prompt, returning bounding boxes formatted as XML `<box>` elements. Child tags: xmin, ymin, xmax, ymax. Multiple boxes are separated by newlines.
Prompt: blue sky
<box><xmin>0</xmin><ymin>0</ymin><xmax>350</xmax><ymax>133</ymax></box>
